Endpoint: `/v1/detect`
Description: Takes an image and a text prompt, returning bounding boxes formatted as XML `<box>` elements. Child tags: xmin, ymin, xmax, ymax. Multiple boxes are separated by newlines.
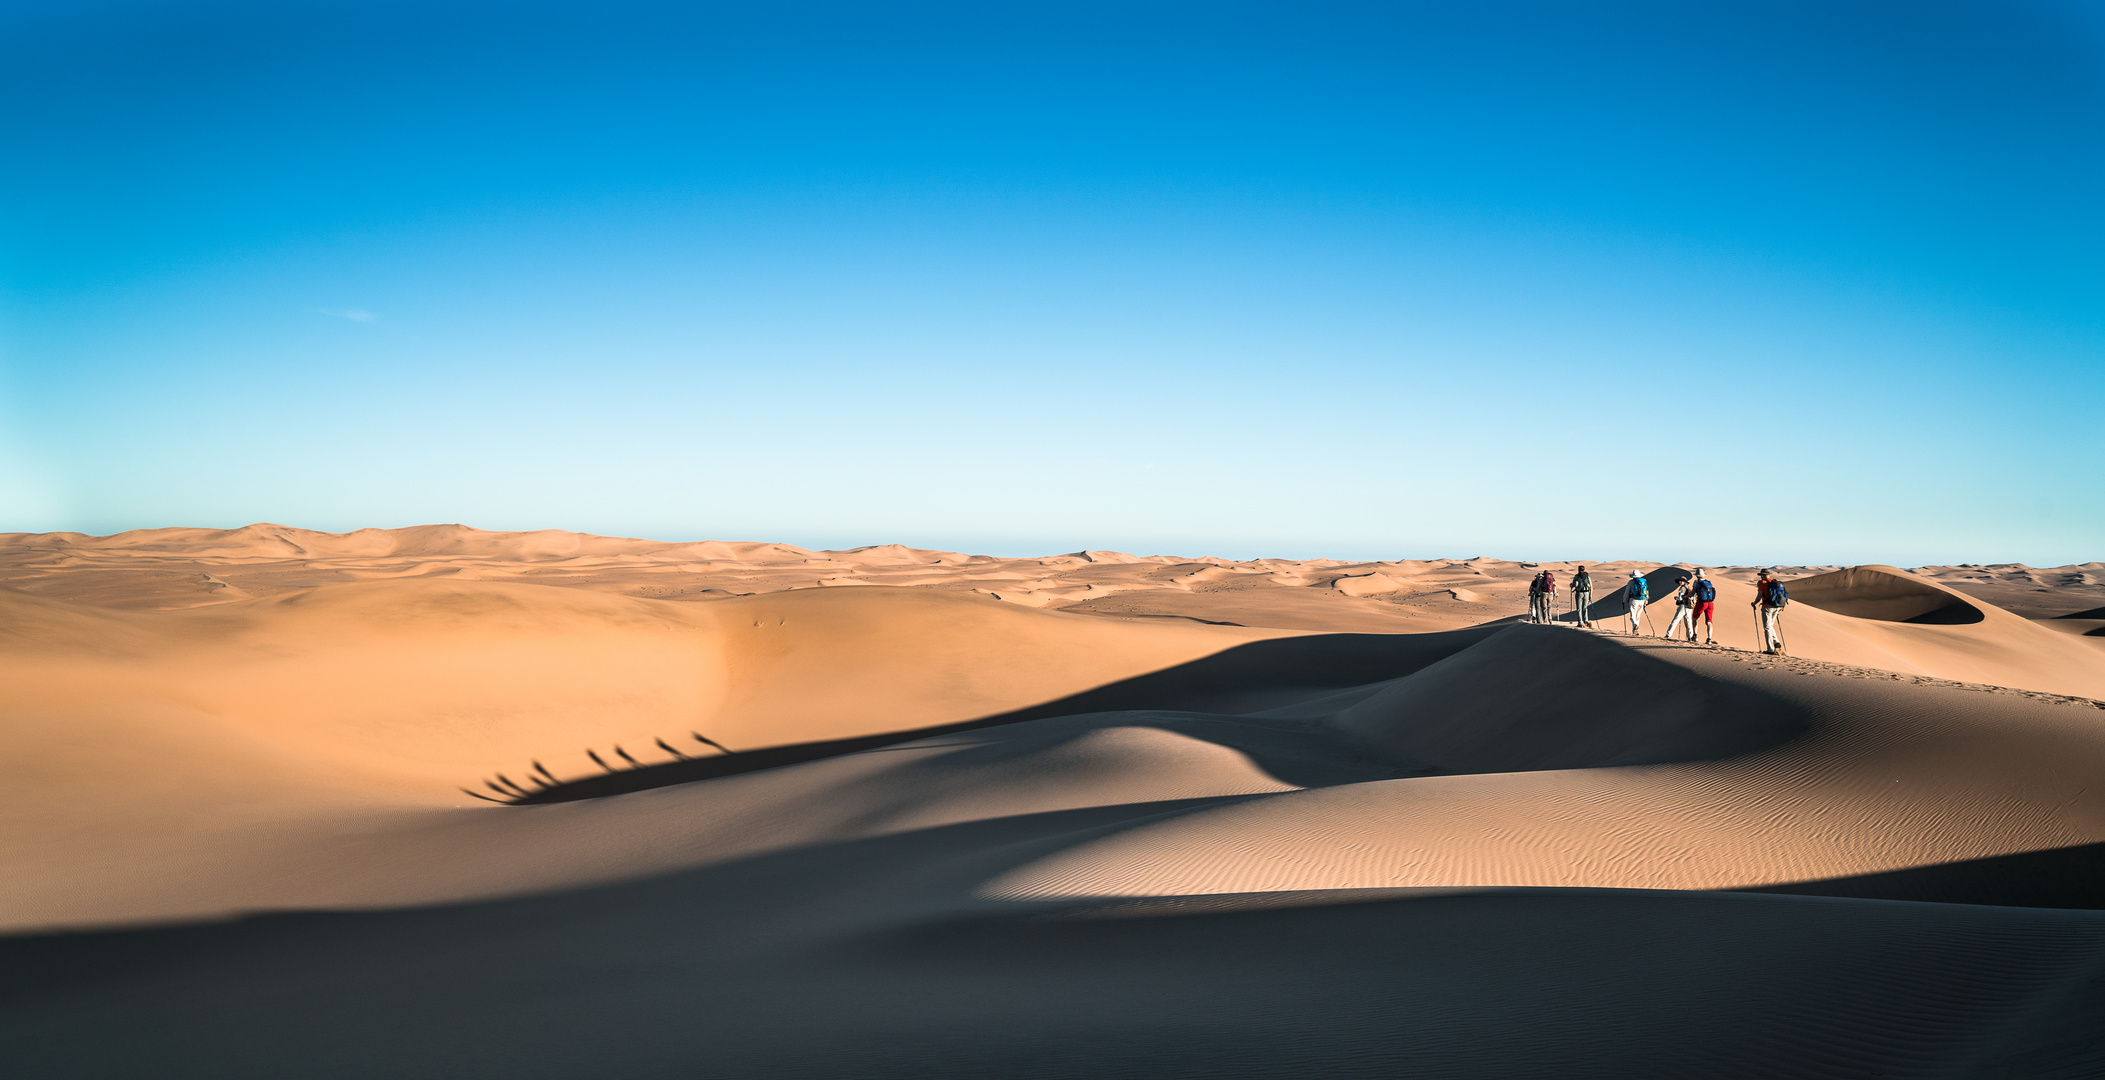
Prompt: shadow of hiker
<box><xmin>507</xmin><ymin>623</ymin><xmax>1498</xmax><ymax>800</ymax></box>
<box><xmin>498</xmin><ymin>621</ymin><xmax>1815</xmax><ymax>806</ymax></box>
<box><xmin>505</xmin><ymin>626</ymin><xmax>1506</xmax><ymax>804</ymax></box>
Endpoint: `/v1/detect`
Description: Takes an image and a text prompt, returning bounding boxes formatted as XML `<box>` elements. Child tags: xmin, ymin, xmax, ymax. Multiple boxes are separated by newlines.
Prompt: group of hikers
<box><xmin>1525</xmin><ymin>565</ymin><xmax>1792</xmax><ymax>654</ymax></box>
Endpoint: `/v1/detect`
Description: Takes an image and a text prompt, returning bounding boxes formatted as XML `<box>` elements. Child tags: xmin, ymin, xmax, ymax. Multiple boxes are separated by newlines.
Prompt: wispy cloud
<box><xmin>315</xmin><ymin>308</ymin><xmax>378</xmax><ymax>322</ymax></box>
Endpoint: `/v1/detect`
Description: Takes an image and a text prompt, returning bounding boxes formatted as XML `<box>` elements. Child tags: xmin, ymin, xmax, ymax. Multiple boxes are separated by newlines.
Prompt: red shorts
<box><xmin>1693</xmin><ymin>601</ymin><xmax>1714</xmax><ymax>621</ymax></box>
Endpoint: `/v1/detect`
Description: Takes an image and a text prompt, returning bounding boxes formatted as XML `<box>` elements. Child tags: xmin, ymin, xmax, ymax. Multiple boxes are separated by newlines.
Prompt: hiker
<box><xmin>1664</xmin><ymin>571</ymin><xmax>1698</xmax><ymax>642</ymax></box>
<box><xmin>1624</xmin><ymin>569</ymin><xmax>1650</xmax><ymax>635</ymax></box>
<box><xmin>1570</xmin><ymin>565</ymin><xmax>1593</xmax><ymax>627</ymax></box>
<box><xmin>1526</xmin><ymin>570</ymin><xmax>1555</xmax><ymax>624</ymax></box>
<box><xmin>1754</xmin><ymin>569</ymin><xmax>1790</xmax><ymax>654</ymax></box>
<box><xmin>1690</xmin><ymin>568</ymin><xmax>1717</xmax><ymax>644</ymax></box>
<box><xmin>1538</xmin><ymin>568</ymin><xmax>1556</xmax><ymax>624</ymax></box>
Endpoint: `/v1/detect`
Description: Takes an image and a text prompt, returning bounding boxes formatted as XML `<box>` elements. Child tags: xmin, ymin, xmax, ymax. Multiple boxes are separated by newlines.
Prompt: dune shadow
<box><xmin>1570</xmin><ymin>567</ymin><xmax>1995</xmax><ymax>628</ymax></box>
<box><xmin>1318</xmin><ymin>627</ymin><xmax>1814</xmax><ymax>776</ymax></box>
<box><xmin>1561</xmin><ymin>567</ymin><xmax>1689</xmax><ymax>625</ymax></box>
<box><xmin>6</xmin><ymin>793</ymin><xmax>2102</xmax><ymax>1080</ymax></box>
<box><xmin>504</xmin><ymin>627</ymin><xmax>1504</xmax><ymax>804</ymax></box>
<box><xmin>1789</xmin><ymin>567</ymin><xmax>1985</xmax><ymax>625</ymax></box>
<box><xmin>501</xmin><ymin>623</ymin><xmax>1820</xmax><ymax>805</ymax></box>
<box><xmin>1897</xmin><ymin>603</ymin><xmax>1986</xmax><ymax>625</ymax></box>
<box><xmin>1741</xmin><ymin>841</ymin><xmax>2105</xmax><ymax>910</ymax></box>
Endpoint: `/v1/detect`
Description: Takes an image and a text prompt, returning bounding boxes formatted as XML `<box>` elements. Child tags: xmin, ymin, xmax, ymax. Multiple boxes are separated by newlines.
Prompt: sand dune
<box><xmin>0</xmin><ymin>581</ymin><xmax>1306</xmax><ymax>928</ymax></box>
<box><xmin>984</xmin><ymin>632</ymin><xmax>2105</xmax><ymax>900</ymax></box>
<box><xmin>2</xmin><ymin>526</ymin><xmax>2102</xmax><ymax>1077</ymax></box>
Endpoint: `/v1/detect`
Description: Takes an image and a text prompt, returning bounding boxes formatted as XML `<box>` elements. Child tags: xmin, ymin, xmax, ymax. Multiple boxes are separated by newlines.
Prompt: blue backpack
<box><xmin>1695</xmin><ymin>579</ymin><xmax>1715</xmax><ymax>602</ymax></box>
<box><xmin>1631</xmin><ymin>577</ymin><xmax>1648</xmax><ymax>601</ymax></box>
<box><xmin>1768</xmin><ymin>582</ymin><xmax>1789</xmax><ymax>607</ymax></box>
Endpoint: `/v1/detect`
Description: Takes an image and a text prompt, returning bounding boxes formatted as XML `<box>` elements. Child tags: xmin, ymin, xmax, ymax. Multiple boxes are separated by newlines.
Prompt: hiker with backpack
<box><xmin>1570</xmin><ymin>565</ymin><xmax>1593</xmax><ymax>628</ymax></box>
<box><xmin>1527</xmin><ymin>569</ymin><xmax>1557</xmax><ymax>624</ymax></box>
<box><xmin>1754</xmin><ymin>569</ymin><xmax>1790</xmax><ymax>655</ymax></box>
<box><xmin>1690</xmin><ymin>569</ymin><xmax>1718</xmax><ymax>644</ymax></box>
<box><xmin>1665</xmin><ymin>571</ymin><xmax>1699</xmax><ymax>642</ymax></box>
<box><xmin>1624</xmin><ymin>569</ymin><xmax>1649</xmax><ymax>636</ymax></box>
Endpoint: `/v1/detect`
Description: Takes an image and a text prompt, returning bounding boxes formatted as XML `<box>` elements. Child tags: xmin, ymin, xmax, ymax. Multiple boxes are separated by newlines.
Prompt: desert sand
<box><xmin>2</xmin><ymin>525</ymin><xmax>2102</xmax><ymax>1078</ymax></box>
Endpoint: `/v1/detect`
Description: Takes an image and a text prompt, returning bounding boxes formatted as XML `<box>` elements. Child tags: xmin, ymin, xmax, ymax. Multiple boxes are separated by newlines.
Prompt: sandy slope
<box><xmin>0</xmin><ymin>582</ymin><xmax>1295</xmax><ymax>928</ymax></box>
<box><xmin>985</xmin><ymin>633</ymin><xmax>2105</xmax><ymax>900</ymax></box>
<box><xmin>2</xmin><ymin>526</ymin><xmax>2103</xmax><ymax>1077</ymax></box>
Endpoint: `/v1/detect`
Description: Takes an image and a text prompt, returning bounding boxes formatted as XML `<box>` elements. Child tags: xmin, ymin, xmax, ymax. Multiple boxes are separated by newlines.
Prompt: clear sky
<box><xmin>2</xmin><ymin>1</ymin><xmax>2099</xmax><ymax>565</ymax></box>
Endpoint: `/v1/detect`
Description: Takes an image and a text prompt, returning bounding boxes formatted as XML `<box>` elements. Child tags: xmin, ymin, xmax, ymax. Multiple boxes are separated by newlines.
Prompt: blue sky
<box><xmin>2</xmin><ymin>0</ymin><xmax>2099</xmax><ymax>564</ymax></box>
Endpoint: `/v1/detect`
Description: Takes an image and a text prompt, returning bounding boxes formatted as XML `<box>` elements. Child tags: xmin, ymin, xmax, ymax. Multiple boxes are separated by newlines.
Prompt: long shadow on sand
<box><xmin>502</xmin><ymin>626</ymin><xmax>1507</xmax><ymax>804</ymax></box>
<box><xmin>499</xmin><ymin>621</ymin><xmax>1815</xmax><ymax>806</ymax></box>
<box><xmin>1745</xmin><ymin>841</ymin><xmax>2105</xmax><ymax>910</ymax></box>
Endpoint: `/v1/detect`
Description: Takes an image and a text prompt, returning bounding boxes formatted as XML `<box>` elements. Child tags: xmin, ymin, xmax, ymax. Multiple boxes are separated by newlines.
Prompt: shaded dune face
<box><xmin>513</xmin><ymin>622</ymin><xmax>1504</xmax><ymax>803</ymax></box>
<box><xmin>1316</xmin><ymin>626</ymin><xmax>1808</xmax><ymax>773</ymax></box>
<box><xmin>981</xmin><ymin>655</ymin><xmax>2105</xmax><ymax>903</ymax></box>
<box><xmin>1787</xmin><ymin>565</ymin><xmax>1985</xmax><ymax>624</ymax></box>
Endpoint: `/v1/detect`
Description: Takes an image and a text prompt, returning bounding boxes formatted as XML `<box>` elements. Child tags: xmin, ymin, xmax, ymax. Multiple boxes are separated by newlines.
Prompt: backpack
<box><xmin>1630</xmin><ymin>577</ymin><xmax>1648</xmax><ymax>601</ymax></box>
<box><xmin>1768</xmin><ymin>582</ymin><xmax>1789</xmax><ymax>607</ymax></box>
<box><xmin>1695</xmin><ymin>579</ymin><xmax>1715</xmax><ymax>602</ymax></box>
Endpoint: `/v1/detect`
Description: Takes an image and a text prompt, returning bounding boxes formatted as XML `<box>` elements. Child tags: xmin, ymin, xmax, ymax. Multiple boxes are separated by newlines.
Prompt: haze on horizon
<box><xmin>2</xmin><ymin>0</ymin><xmax>2100</xmax><ymax>567</ymax></box>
